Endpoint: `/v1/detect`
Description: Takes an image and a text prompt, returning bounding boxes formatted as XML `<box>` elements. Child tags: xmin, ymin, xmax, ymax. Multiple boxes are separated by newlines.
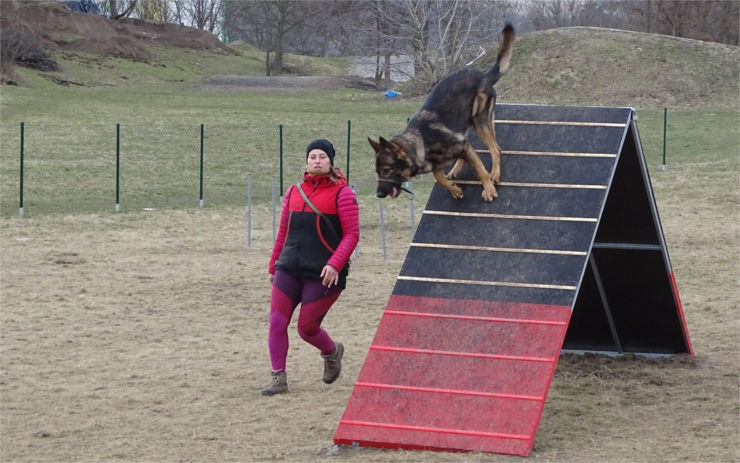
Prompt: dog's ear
<box><xmin>379</xmin><ymin>137</ymin><xmax>392</xmax><ymax>148</ymax></box>
<box><xmin>378</xmin><ymin>137</ymin><xmax>406</xmax><ymax>160</ymax></box>
<box><xmin>390</xmin><ymin>142</ymin><xmax>407</xmax><ymax>160</ymax></box>
<box><xmin>368</xmin><ymin>137</ymin><xmax>382</xmax><ymax>154</ymax></box>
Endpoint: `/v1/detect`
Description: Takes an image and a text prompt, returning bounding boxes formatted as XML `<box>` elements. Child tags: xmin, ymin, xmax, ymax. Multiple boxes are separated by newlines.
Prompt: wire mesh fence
<box><xmin>0</xmin><ymin>120</ymin><xmax>436</xmax><ymax>257</ymax></box>
<box><xmin>0</xmin><ymin>120</ymin><xmax>437</xmax><ymax>261</ymax></box>
<box><xmin>2</xmin><ymin>123</ymin><xmax>114</xmax><ymax>215</ymax></box>
<box><xmin>0</xmin><ymin>122</ymin><xmax>347</xmax><ymax>216</ymax></box>
<box><xmin>0</xmin><ymin>108</ymin><xmax>687</xmax><ymax>218</ymax></box>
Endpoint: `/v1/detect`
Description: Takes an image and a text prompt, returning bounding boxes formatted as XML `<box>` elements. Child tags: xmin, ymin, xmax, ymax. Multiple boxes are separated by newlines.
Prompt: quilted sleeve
<box><xmin>327</xmin><ymin>187</ymin><xmax>360</xmax><ymax>271</ymax></box>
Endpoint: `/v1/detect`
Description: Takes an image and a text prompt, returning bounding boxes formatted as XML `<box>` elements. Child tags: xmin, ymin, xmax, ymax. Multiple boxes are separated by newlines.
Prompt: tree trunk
<box><xmin>272</xmin><ymin>30</ymin><xmax>284</xmax><ymax>75</ymax></box>
<box><xmin>109</xmin><ymin>0</ymin><xmax>137</xmax><ymax>20</ymax></box>
<box><xmin>384</xmin><ymin>53</ymin><xmax>391</xmax><ymax>90</ymax></box>
<box><xmin>374</xmin><ymin>55</ymin><xmax>383</xmax><ymax>89</ymax></box>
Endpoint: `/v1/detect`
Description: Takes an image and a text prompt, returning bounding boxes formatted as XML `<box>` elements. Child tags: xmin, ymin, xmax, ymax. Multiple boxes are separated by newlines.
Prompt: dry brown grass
<box><xmin>1</xmin><ymin>156</ymin><xmax>738</xmax><ymax>462</ymax></box>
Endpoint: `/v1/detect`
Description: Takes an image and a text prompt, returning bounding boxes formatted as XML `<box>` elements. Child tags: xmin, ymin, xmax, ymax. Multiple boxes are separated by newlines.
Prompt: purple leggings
<box><xmin>268</xmin><ymin>269</ymin><xmax>342</xmax><ymax>372</ymax></box>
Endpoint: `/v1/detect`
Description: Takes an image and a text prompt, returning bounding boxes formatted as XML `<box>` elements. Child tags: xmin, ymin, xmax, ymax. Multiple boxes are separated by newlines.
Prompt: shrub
<box><xmin>0</xmin><ymin>21</ymin><xmax>58</xmax><ymax>81</ymax></box>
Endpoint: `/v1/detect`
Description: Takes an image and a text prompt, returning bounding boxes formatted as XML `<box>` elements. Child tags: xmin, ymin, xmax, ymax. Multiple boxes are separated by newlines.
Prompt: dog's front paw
<box><xmin>449</xmin><ymin>185</ymin><xmax>464</xmax><ymax>199</ymax></box>
<box><xmin>481</xmin><ymin>184</ymin><xmax>498</xmax><ymax>202</ymax></box>
<box><xmin>492</xmin><ymin>170</ymin><xmax>501</xmax><ymax>184</ymax></box>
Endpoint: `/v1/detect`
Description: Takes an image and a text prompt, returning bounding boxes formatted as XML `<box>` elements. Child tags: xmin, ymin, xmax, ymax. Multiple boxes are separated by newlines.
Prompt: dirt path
<box><xmin>202</xmin><ymin>75</ymin><xmax>377</xmax><ymax>91</ymax></box>
<box><xmin>1</xmin><ymin>158</ymin><xmax>738</xmax><ymax>462</ymax></box>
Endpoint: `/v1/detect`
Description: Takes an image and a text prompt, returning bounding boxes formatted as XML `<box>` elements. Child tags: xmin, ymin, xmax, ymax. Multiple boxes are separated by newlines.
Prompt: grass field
<box><xmin>0</xmin><ymin>81</ymin><xmax>428</xmax><ymax>215</ymax></box>
<box><xmin>1</xmin><ymin>80</ymin><xmax>737</xmax><ymax>217</ymax></box>
<box><xmin>1</xmin><ymin>23</ymin><xmax>739</xmax><ymax>463</ymax></box>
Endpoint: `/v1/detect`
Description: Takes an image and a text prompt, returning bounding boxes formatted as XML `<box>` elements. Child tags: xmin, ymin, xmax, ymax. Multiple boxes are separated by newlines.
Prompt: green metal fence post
<box><xmin>279</xmin><ymin>124</ymin><xmax>284</xmax><ymax>198</ymax></box>
<box><xmin>199</xmin><ymin>124</ymin><xmax>205</xmax><ymax>207</ymax></box>
<box><xmin>19</xmin><ymin>122</ymin><xmax>24</xmax><ymax>216</ymax></box>
<box><xmin>115</xmin><ymin>124</ymin><xmax>120</xmax><ymax>212</ymax></box>
<box><xmin>346</xmin><ymin>120</ymin><xmax>351</xmax><ymax>179</ymax></box>
<box><xmin>662</xmin><ymin>107</ymin><xmax>667</xmax><ymax>171</ymax></box>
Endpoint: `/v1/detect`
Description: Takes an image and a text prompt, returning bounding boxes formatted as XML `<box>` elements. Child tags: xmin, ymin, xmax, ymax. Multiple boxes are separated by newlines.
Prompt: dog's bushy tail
<box><xmin>486</xmin><ymin>23</ymin><xmax>515</xmax><ymax>85</ymax></box>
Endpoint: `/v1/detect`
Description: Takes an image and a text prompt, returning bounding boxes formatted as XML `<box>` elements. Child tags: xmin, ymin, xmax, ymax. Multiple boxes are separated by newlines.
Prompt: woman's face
<box><xmin>307</xmin><ymin>149</ymin><xmax>332</xmax><ymax>175</ymax></box>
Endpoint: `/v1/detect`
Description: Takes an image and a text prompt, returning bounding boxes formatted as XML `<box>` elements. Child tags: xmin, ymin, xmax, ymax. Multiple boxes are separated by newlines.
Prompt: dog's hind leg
<box><xmin>462</xmin><ymin>145</ymin><xmax>497</xmax><ymax>201</ymax></box>
<box><xmin>433</xmin><ymin>168</ymin><xmax>464</xmax><ymax>199</ymax></box>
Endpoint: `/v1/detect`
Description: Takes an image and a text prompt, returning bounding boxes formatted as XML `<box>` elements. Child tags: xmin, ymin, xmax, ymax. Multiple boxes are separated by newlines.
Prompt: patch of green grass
<box><xmin>636</xmin><ymin>109</ymin><xmax>740</xmax><ymax>166</ymax></box>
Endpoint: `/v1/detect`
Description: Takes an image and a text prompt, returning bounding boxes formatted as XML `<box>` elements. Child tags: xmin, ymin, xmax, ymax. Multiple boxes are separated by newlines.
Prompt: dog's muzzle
<box><xmin>376</xmin><ymin>179</ymin><xmax>413</xmax><ymax>199</ymax></box>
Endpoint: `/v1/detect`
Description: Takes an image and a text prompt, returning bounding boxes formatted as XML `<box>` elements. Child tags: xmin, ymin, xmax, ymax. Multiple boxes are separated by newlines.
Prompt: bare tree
<box><xmin>616</xmin><ymin>0</ymin><xmax>738</xmax><ymax>44</ymax></box>
<box><xmin>227</xmin><ymin>0</ymin><xmax>518</xmax><ymax>85</ymax></box>
<box><xmin>524</xmin><ymin>0</ymin><xmax>587</xmax><ymax>29</ymax></box>
<box><xmin>274</xmin><ymin>0</ymin><xmax>401</xmax><ymax>87</ymax></box>
<box><xmin>278</xmin><ymin>0</ymin><xmax>361</xmax><ymax>56</ymax></box>
<box><xmin>712</xmin><ymin>0</ymin><xmax>739</xmax><ymax>45</ymax></box>
<box><xmin>625</xmin><ymin>0</ymin><xmax>662</xmax><ymax>33</ymax></box>
<box><xmin>665</xmin><ymin>0</ymin><xmax>738</xmax><ymax>44</ymax></box>
<box><xmin>390</xmin><ymin>0</ymin><xmax>513</xmax><ymax>86</ymax></box>
<box><xmin>173</xmin><ymin>0</ymin><xmax>223</xmax><ymax>32</ymax></box>
<box><xmin>135</xmin><ymin>0</ymin><xmax>173</xmax><ymax>22</ymax></box>
<box><xmin>519</xmin><ymin>0</ymin><xmax>737</xmax><ymax>45</ymax></box>
<box><xmin>108</xmin><ymin>0</ymin><xmax>138</xmax><ymax>20</ymax></box>
<box><xmin>366</xmin><ymin>0</ymin><xmax>406</xmax><ymax>89</ymax></box>
<box><xmin>1</xmin><ymin>19</ymin><xmax>58</xmax><ymax>81</ymax></box>
<box><xmin>657</xmin><ymin>0</ymin><xmax>690</xmax><ymax>37</ymax></box>
<box><xmin>229</xmin><ymin>0</ymin><xmax>319</xmax><ymax>75</ymax></box>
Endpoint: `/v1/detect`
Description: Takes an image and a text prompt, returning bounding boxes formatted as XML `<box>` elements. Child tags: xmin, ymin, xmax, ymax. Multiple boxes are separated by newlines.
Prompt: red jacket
<box><xmin>269</xmin><ymin>170</ymin><xmax>359</xmax><ymax>288</ymax></box>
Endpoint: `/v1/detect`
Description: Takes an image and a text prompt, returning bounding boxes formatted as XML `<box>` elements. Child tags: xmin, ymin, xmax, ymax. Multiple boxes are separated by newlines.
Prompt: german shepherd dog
<box><xmin>370</xmin><ymin>24</ymin><xmax>514</xmax><ymax>202</ymax></box>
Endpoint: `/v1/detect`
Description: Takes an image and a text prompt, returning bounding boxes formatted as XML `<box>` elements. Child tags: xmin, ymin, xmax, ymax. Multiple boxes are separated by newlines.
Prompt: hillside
<box><xmin>1</xmin><ymin>0</ymin><xmax>738</xmax><ymax>109</ymax></box>
<box><xmin>494</xmin><ymin>26</ymin><xmax>739</xmax><ymax>109</ymax></box>
<box><xmin>0</xmin><ymin>0</ymin><xmax>235</xmax><ymax>63</ymax></box>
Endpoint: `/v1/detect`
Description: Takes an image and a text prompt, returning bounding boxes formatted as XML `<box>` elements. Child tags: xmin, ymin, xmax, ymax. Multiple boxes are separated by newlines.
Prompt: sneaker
<box><xmin>321</xmin><ymin>342</ymin><xmax>344</xmax><ymax>384</ymax></box>
<box><xmin>261</xmin><ymin>370</ymin><xmax>288</xmax><ymax>396</ymax></box>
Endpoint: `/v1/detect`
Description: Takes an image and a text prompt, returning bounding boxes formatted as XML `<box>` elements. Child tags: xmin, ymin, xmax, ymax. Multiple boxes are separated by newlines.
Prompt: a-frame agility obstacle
<box><xmin>334</xmin><ymin>104</ymin><xmax>693</xmax><ymax>457</ymax></box>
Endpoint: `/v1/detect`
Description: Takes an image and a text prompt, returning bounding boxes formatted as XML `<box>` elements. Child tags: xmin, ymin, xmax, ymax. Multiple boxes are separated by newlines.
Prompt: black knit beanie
<box><xmin>306</xmin><ymin>139</ymin><xmax>336</xmax><ymax>165</ymax></box>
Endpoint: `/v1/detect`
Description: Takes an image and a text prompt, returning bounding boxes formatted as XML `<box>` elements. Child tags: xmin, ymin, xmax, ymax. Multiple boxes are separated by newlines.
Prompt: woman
<box><xmin>263</xmin><ymin>139</ymin><xmax>360</xmax><ymax>396</ymax></box>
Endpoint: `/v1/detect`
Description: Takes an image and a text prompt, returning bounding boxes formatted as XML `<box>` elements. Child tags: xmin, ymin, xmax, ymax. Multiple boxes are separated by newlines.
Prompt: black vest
<box><xmin>275</xmin><ymin>182</ymin><xmax>349</xmax><ymax>288</ymax></box>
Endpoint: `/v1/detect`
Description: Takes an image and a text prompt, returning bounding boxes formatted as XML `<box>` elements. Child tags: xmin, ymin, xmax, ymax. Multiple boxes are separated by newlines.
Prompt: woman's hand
<box><xmin>320</xmin><ymin>265</ymin><xmax>339</xmax><ymax>288</ymax></box>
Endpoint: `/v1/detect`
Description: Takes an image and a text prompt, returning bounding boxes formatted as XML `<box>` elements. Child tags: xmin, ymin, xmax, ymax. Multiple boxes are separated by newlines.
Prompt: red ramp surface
<box><xmin>334</xmin><ymin>295</ymin><xmax>571</xmax><ymax>456</ymax></box>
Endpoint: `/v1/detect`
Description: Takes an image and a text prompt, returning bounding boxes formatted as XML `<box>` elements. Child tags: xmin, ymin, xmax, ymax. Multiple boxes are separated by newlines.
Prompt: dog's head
<box><xmin>369</xmin><ymin>137</ymin><xmax>414</xmax><ymax>199</ymax></box>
